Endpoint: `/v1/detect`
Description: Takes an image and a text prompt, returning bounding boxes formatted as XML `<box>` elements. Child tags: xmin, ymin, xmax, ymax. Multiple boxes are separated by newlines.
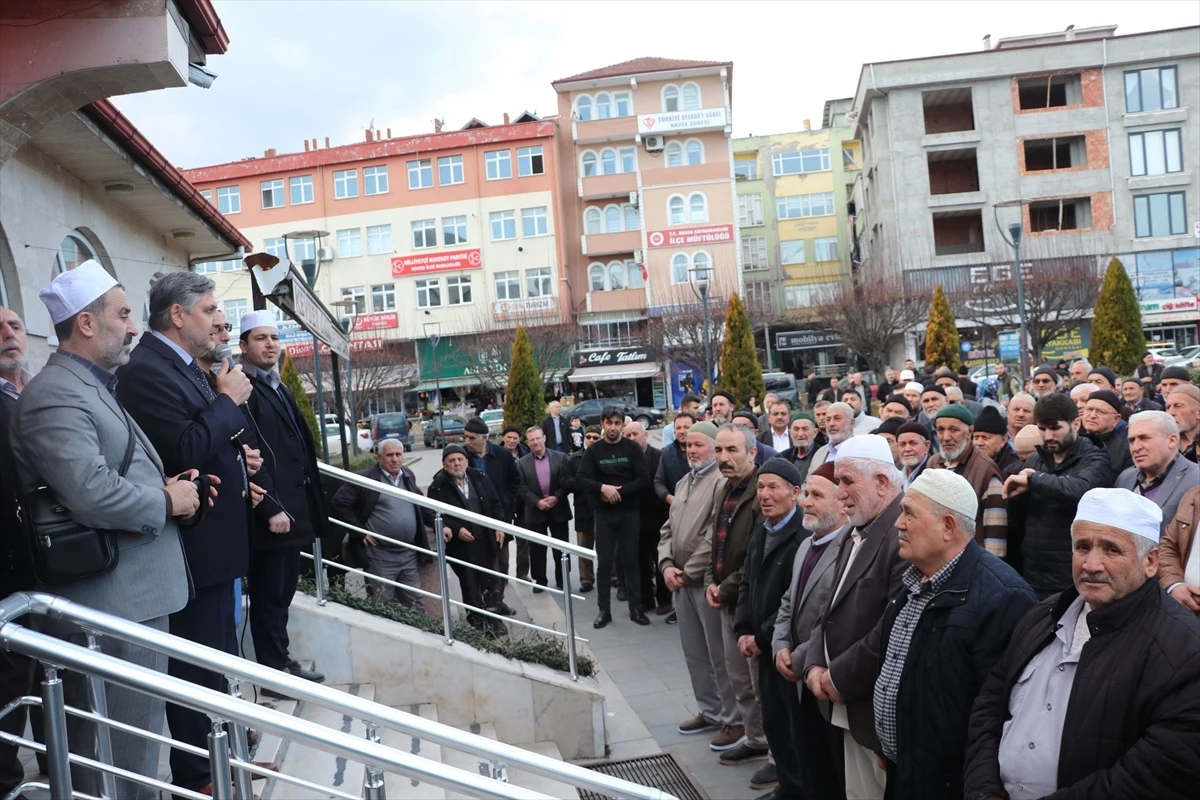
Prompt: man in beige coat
<box><xmin>658</xmin><ymin>421</ymin><xmax>736</xmax><ymax>741</ymax></box>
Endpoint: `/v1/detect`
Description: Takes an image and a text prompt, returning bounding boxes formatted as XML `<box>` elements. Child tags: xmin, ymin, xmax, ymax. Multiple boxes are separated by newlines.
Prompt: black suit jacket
<box><xmin>734</xmin><ymin>511</ymin><xmax>807</xmax><ymax>654</ymax></box>
<box><xmin>540</xmin><ymin>414</ymin><xmax>575</xmax><ymax>453</ymax></box>
<box><xmin>116</xmin><ymin>334</ymin><xmax>252</xmax><ymax>587</ymax></box>
<box><xmin>472</xmin><ymin>441</ymin><xmax>521</xmax><ymax>523</ymax></box>
<box><xmin>0</xmin><ymin>391</ymin><xmax>32</xmax><ymax>595</ymax></box>
<box><xmin>516</xmin><ymin>450</ymin><xmax>572</xmax><ymax>526</ymax></box>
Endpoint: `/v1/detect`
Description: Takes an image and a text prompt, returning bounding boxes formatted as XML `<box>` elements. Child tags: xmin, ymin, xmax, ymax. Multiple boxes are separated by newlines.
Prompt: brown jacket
<box><xmin>704</xmin><ymin>472</ymin><xmax>762</xmax><ymax>612</ymax></box>
<box><xmin>1160</xmin><ymin>485</ymin><xmax>1199</xmax><ymax>590</ymax></box>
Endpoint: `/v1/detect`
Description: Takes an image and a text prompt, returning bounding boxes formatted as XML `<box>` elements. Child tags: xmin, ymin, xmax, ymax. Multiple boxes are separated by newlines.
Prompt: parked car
<box><xmin>1146</xmin><ymin>342</ymin><xmax>1179</xmax><ymax>364</ymax></box>
<box><xmin>762</xmin><ymin>372</ymin><xmax>799</xmax><ymax>407</ymax></box>
<box><xmin>563</xmin><ymin>398</ymin><xmax>664</xmax><ymax>429</ymax></box>
<box><xmin>1165</xmin><ymin>345</ymin><xmax>1200</xmax><ymax>369</ymax></box>
<box><xmin>479</xmin><ymin>409</ymin><xmax>506</xmax><ymax>438</ymax></box>
<box><xmin>423</xmin><ymin>414</ymin><xmax>467</xmax><ymax>448</ymax></box>
<box><xmin>367</xmin><ymin>412</ymin><xmax>412</xmax><ymax>452</ymax></box>
<box><xmin>323</xmin><ymin>423</ymin><xmax>372</xmax><ymax>457</ymax></box>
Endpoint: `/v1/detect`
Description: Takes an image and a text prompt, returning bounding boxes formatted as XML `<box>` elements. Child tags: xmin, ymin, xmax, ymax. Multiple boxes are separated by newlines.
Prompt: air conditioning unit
<box><xmin>628</xmin><ymin>190</ymin><xmax>639</xmax><ymax>207</ymax></box>
<box><xmin>317</xmin><ymin>247</ymin><xmax>335</xmax><ymax>262</ymax></box>
<box><xmin>644</xmin><ymin>135</ymin><xmax>664</xmax><ymax>152</ymax></box>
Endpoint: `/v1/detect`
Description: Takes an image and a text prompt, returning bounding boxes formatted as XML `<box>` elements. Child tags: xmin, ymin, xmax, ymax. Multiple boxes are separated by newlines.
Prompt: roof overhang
<box><xmin>554</xmin><ymin>65</ymin><xmax>730</xmax><ymax>93</ymax></box>
<box><xmin>569</xmin><ymin>363</ymin><xmax>662</xmax><ymax>382</ymax></box>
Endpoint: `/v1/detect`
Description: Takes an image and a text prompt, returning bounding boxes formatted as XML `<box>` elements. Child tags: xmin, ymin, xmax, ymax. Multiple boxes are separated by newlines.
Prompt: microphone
<box><xmin>212</xmin><ymin>344</ymin><xmax>236</xmax><ymax>375</ymax></box>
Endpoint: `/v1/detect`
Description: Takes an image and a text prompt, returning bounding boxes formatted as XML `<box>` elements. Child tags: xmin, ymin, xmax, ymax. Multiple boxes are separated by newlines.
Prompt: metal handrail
<box><xmin>0</xmin><ymin>592</ymin><xmax>677</xmax><ymax>800</ymax></box>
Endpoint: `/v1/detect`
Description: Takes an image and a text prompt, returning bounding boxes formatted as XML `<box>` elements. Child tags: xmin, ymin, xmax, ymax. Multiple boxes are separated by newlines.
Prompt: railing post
<box><xmin>207</xmin><ymin>717</ymin><xmax>233</xmax><ymax>800</ymax></box>
<box><xmin>313</xmin><ymin>538</ymin><xmax>328</xmax><ymax>606</ymax></box>
<box><xmin>85</xmin><ymin>633</ymin><xmax>118</xmax><ymax>799</ymax></box>
<box><xmin>226</xmin><ymin>678</ymin><xmax>254</xmax><ymax>800</ymax></box>
<box><xmin>40</xmin><ymin>665</ymin><xmax>72</xmax><ymax>799</ymax></box>
<box><xmin>560</xmin><ymin>551</ymin><xmax>578</xmax><ymax>681</ymax></box>
<box><xmin>361</xmin><ymin>721</ymin><xmax>386</xmax><ymax>800</ymax></box>
<box><xmin>434</xmin><ymin>512</ymin><xmax>454</xmax><ymax>645</ymax></box>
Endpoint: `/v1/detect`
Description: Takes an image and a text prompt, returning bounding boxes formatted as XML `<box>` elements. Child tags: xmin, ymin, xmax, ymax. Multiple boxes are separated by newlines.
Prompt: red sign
<box><xmin>646</xmin><ymin>224</ymin><xmax>735</xmax><ymax>249</ymax></box>
<box><xmin>391</xmin><ymin>248</ymin><xmax>482</xmax><ymax>277</ymax></box>
<box><xmin>352</xmin><ymin>312</ymin><xmax>398</xmax><ymax>331</ymax></box>
<box><xmin>286</xmin><ymin>337</ymin><xmax>384</xmax><ymax>357</ymax></box>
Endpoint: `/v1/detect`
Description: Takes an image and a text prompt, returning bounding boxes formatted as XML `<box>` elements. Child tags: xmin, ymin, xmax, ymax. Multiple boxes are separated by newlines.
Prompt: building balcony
<box><xmin>588</xmin><ymin>288</ymin><xmax>646</xmax><ymax>314</ymax></box>
<box><xmin>926</xmin><ymin>191</ymin><xmax>986</xmax><ymax>209</ymax></box>
<box><xmin>641</xmin><ymin>162</ymin><xmax>731</xmax><ymax>188</ymax></box>
<box><xmin>580</xmin><ymin>171</ymin><xmax>638</xmax><ymax>201</ymax></box>
<box><xmin>574</xmin><ymin>116</ymin><xmax>638</xmax><ymax>145</ymax></box>
<box><xmin>583</xmin><ymin>230</ymin><xmax>641</xmax><ymax>258</ymax></box>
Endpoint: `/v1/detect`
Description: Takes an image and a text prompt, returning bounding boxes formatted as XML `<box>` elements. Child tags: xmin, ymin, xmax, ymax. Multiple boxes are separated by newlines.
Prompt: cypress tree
<box><xmin>281</xmin><ymin>351</ymin><xmax>322</xmax><ymax>446</ymax></box>
<box><xmin>717</xmin><ymin>293</ymin><xmax>765</xmax><ymax>405</ymax></box>
<box><xmin>924</xmin><ymin>284</ymin><xmax>962</xmax><ymax>371</ymax></box>
<box><xmin>1091</xmin><ymin>257</ymin><xmax>1144</xmax><ymax>375</ymax></box>
<box><xmin>504</xmin><ymin>326</ymin><xmax>544</xmax><ymax>435</ymax></box>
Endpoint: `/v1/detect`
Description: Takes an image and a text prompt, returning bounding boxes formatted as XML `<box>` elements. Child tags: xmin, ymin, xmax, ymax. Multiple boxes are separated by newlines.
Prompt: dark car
<box><xmin>563</xmin><ymin>398</ymin><xmax>664</xmax><ymax>429</ymax></box>
<box><xmin>423</xmin><ymin>414</ymin><xmax>467</xmax><ymax>448</ymax></box>
<box><xmin>369</xmin><ymin>412</ymin><xmax>412</xmax><ymax>452</ymax></box>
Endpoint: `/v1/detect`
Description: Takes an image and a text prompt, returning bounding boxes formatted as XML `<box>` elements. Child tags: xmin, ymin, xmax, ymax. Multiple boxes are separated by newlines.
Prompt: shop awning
<box><xmin>568</xmin><ymin>363</ymin><xmax>662</xmax><ymax>383</ymax></box>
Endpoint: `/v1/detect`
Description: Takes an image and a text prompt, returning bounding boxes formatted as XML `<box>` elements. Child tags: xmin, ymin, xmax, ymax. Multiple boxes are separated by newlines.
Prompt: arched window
<box><xmin>56</xmin><ymin>230</ymin><xmax>97</xmax><ymax>274</ymax></box>
<box><xmin>608</xmin><ymin>261</ymin><xmax>627</xmax><ymax>290</ymax></box>
<box><xmin>682</xmin><ymin>82</ymin><xmax>701</xmax><ymax>111</ymax></box>
<box><xmin>595</xmin><ymin>92</ymin><xmax>612</xmax><ymax>120</ymax></box>
<box><xmin>627</xmin><ymin>260</ymin><xmax>645</xmax><ymax>289</ymax></box>
<box><xmin>671</xmin><ymin>253</ymin><xmax>690</xmax><ymax>284</ymax></box>
<box><xmin>692</xmin><ymin>251</ymin><xmax>711</xmax><ymax>280</ymax></box>
<box><xmin>663</xmin><ymin>85</ymin><xmax>680</xmax><ymax>112</ymax></box>
<box><xmin>600</xmin><ymin>149</ymin><xmax>617</xmax><ymax>176</ymax></box>
<box><xmin>668</xmin><ymin>195</ymin><xmax>685</xmax><ymax>225</ymax></box>
<box><xmin>665</xmin><ymin>141</ymin><xmax>684</xmax><ymax>168</ymax></box>
<box><xmin>688</xmin><ymin>192</ymin><xmax>708</xmax><ymax>223</ymax></box>
<box><xmin>584</xmin><ymin>207</ymin><xmax>603</xmax><ymax>235</ymax></box>
<box><xmin>604</xmin><ymin>205</ymin><xmax>622</xmax><ymax>233</ymax></box>
<box><xmin>623</xmin><ymin>204</ymin><xmax>640</xmax><ymax>231</ymax></box>
<box><xmin>588</xmin><ymin>263</ymin><xmax>606</xmax><ymax>292</ymax></box>
<box><xmin>581</xmin><ymin>151</ymin><xmax>597</xmax><ymax>177</ymax></box>
<box><xmin>685</xmin><ymin>139</ymin><xmax>704</xmax><ymax>166</ymax></box>
<box><xmin>575</xmin><ymin>95</ymin><xmax>593</xmax><ymax>121</ymax></box>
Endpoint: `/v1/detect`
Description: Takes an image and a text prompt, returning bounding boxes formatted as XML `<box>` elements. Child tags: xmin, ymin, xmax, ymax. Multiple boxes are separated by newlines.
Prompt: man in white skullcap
<box><xmin>966</xmin><ymin>488</ymin><xmax>1200</xmax><ymax>800</ymax></box>
<box><xmin>871</xmin><ymin>470</ymin><xmax>1036</xmax><ymax>799</ymax></box>
<box><xmin>11</xmin><ymin>261</ymin><xmax>204</xmax><ymax>797</ymax></box>
<box><xmin>803</xmin><ymin>435</ymin><xmax>907</xmax><ymax>799</ymax></box>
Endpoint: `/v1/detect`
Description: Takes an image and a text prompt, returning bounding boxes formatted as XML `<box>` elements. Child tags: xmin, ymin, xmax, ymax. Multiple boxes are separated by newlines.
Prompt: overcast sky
<box><xmin>112</xmin><ymin>0</ymin><xmax>1200</xmax><ymax>169</ymax></box>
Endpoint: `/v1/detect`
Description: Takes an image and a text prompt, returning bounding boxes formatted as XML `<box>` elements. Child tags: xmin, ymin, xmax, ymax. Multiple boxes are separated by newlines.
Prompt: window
<box><xmin>619</xmin><ymin>147</ymin><xmax>636</xmax><ymax>173</ymax></box>
<box><xmin>780</xmin><ymin>240</ymin><xmax>805</xmax><ymax>264</ymax></box>
<box><xmin>668</xmin><ymin>195</ymin><xmax>685</xmax><ymax>225</ymax></box>
<box><xmin>600</xmin><ymin>149</ymin><xmax>617</xmax><ymax>175</ymax></box>
<box><xmin>1022</xmin><ymin>137</ymin><xmax>1085</xmax><ymax>171</ymax></box>
<box><xmin>194</xmin><ymin>261</ymin><xmax>217</xmax><ymax>274</ymax></box>
<box><xmin>446</xmin><ymin>275</ymin><xmax>472</xmax><ymax>305</ymax></box>
<box><xmin>292</xmin><ymin>239</ymin><xmax>316</xmax><ymax>262</ymax></box>
<box><xmin>692</xmin><ymin>252</ymin><xmax>710</xmax><ymax>281</ymax></box>
<box><xmin>526</xmin><ymin>267</ymin><xmax>552</xmax><ymax>297</ymax></box>
<box><xmin>216</xmin><ymin>186</ymin><xmax>240</xmax><ymax>214</ymax></box>
<box><xmin>923</xmin><ymin>89</ymin><xmax>976</xmax><ymax>133</ymax></box>
<box><xmin>485</xmin><ymin>150</ymin><xmax>512</xmax><ymax>180</ymax></box>
<box><xmin>581</xmin><ymin>320</ymin><xmax>641</xmax><ymax>347</ymax></box>
<box><xmin>517</xmin><ymin>146</ymin><xmax>544</xmax><ymax>176</ymax></box>
<box><xmin>442</xmin><ymin>215</ymin><xmax>468</xmax><ymax>246</ymax></box>
<box><xmin>438</xmin><ymin>155</ymin><xmax>464</xmax><ymax>185</ymax></box>
<box><xmin>333</xmin><ymin>169</ymin><xmax>358</xmax><ymax>199</ymax></box>
<box><xmin>604</xmin><ymin>205</ymin><xmax>622</xmax><ymax>233</ymax></box>
<box><xmin>199</xmin><ymin>188</ymin><xmax>212</xmax><ymax>203</ymax></box>
<box><xmin>932</xmin><ymin>210</ymin><xmax>985</xmax><ymax>255</ymax></box>
<box><xmin>1129</xmin><ymin>129</ymin><xmax>1183</xmax><ymax>176</ymax></box>
<box><xmin>682</xmin><ymin>82</ymin><xmax>700</xmax><ymax>111</ymax></box>
<box><xmin>1029</xmin><ymin>198</ymin><xmax>1093</xmax><ymax>232</ymax></box>
<box><xmin>336</xmin><ymin>228</ymin><xmax>362</xmax><ymax>258</ymax></box>
<box><xmin>588</xmin><ymin>263</ymin><xmax>606</xmax><ymax>291</ymax></box>
<box><xmin>411</xmin><ymin>218</ymin><xmax>437</xmax><ymax>249</ymax></box>
<box><xmin>1133</xmin><ymin>191</ymin><xmax>1187</xmax><ymax>238</ymax></box>
<box><xmin>777</xmin><ymin>192</ymin><xmax>835</xmax><ymax>219</ymax></box>
<box><xmin>521</xmin><ymin>207</ymin><xmax>548</xmax><ymax>237</ymax></box>
<box><xmin>842</xmin><ymin>147</ymin><xmax>859</xmax><ymax>168</ymax></box>
<box><xmin>626</xmin><ymin>259</ymin><xmax>645</xmax><ymax>289</ymax></box>
<box><xmin>595</xmin><ymin>92</ymin><xmax>612</xmax><ymax>120</ymax></box>
<box><xmin>613</xmin><ymin>91</ymin><xmax>632</xmax><ymax>117</ymax></box>
<box><xmin>813</xmin><ymin>237</ymin><xmax>839</xmax><ymax>261</ymax></box>
<box><xmin>742</xmin><ymin>236</ymin><xmax>768</xmax><ymax>270</ymax></box>
<box><xmin>408</xmin><ymin>159</ymin><xmax>432</xmax><ymax>189</ymax></box>
<box><xmin>366</xmin><ymin>224</ymin><xmax>392</xmax><ymax>254</ymax></box>
<box><xmin>1017</xmin><ymin>74</ymin><xmax>1082</xmax><ymax>110</ymax></box>
<box><xmin>663</xmin><ymin>85</ymin><xmax>679</xmax><ymax>112</ymax></box>
<box><xmin>416</xmin><ymin>278</ymin><xmax>441</xmax><ymax>308</ymax></box>
<box><xmin>685</xmin><ymin>140</ymin><xmax>704</xmax><ymax>166</ymax></box>
<box><xmin>671</xmin><ymin>253</ymin><xmax>690</xmax><ymax>283</ymax></box>
<box><xmin>224</xmin><ymin>299</ymin><xmax>248</xmax><ymax>331</ymax></box>
<box><xmin>581</xmin><ymin>151</ymin><xmax>598</xmax><ymax>177</ymax></box>
<box><xmin>738</xmin><ymin>194</ymin><xmax>764</xmax><ymax>227</ymax></box>
<box><xmin>575</xmin><ymin>95</ymin><xmax>593</xmax><ymax>121</ymax></box>
<box><xmin>218</xmin><ymin>258</ymin><xmax>240</xmax><ymax>272</ymax></box>
<box><xmin>490</xmin><ymin>210</ymin><xmax>516</xmax><ymax>240</ymax></box>
<box><xmin>495</xmin><ymin>271</ymin><xmax>520</xmax><ymax>300</ymax></box>
<box><xmin>772</xmin><ymin>149</ymin><xmax>831</xmax><ymax>176</ymax></box>
<box><xmin>263</xmin><ymin>238</ymin><xmax>286</xmax><ymax>259</ymax></box>
<box><xmin>364</xmin><ymin>165</ymin><xmax>389</xmax><ymax>195</ymax></box>
<box><xmin>607</xmin><ymin>261</ymin><xmax>626</xmax><ymax>290</ymax></box>
<box><xmin>666</xmin><ymin>142</ymin><xmax>684</xmax><ymax>168</ymax></box>
<box><xmin>744</xmin><ymin>281</ymin><xmax>771</xmax><ymax>312</ymax></box>
<box><xmin>340</xmin><ymin>286</ymin><xmax>366</xmax><ymax>315</ymax></box>
<box><xmin>785</xmin><ymin>282</ymin><xmax>840</xmax><ymax>309</ymax></box>
<box><xmin>260</xmin><ymin>179</ymin><xmax>284</xmax><ymax>209</ymax></box>
<box><xmin>289</xmin><ymin>175</ymin><xmax>314</xmax><ymax>205</ymax></box>
<box><xmin>734</xmin><ymin>158</ymin><xmax>758</xmax><ymax>181</ymax></box>
<box><xmin>371</xmin><ymin>283</ymin><xmax>396</xmax><ymax>311</ymax></box>
<box><xmin>1125</xmin><ymin>66</ymin><xmax>1178</xmax><ymax>113</ymax></box>
<box><xmin>584</xmin><ymin>207</ymin><xmax>602</xmax><ymax>235</ymax></box>
<box><xmin>624</xmin><ymin>203</ymin><xmax>639</xmax><ymax>231</ymax></box>
<box><xmin>688</xmin><ymin>192</ymin><xmax>708</xmax><ymax>223</ymax></box>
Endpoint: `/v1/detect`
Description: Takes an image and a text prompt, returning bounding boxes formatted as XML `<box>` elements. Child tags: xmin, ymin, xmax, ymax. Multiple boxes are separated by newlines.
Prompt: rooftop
<box><xmin>553</xmin><ymin>57</ymin><xmax>730</xmax><ymax>85</ymax></box>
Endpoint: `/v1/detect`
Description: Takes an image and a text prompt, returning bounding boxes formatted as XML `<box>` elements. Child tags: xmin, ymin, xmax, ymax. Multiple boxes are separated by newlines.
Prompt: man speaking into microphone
<box><xmin>116</xmin><ymin>272</ymin><xmax>258</xmax><ymax>796</ymax></box>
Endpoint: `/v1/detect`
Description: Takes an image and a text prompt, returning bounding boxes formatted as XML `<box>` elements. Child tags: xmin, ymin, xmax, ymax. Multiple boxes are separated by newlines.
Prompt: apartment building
<box><xmin>183</xmin><ymin>116</ymin><xmax>567</xmax><ymax>402</ymax></box>
<box><xmin>852</xmin><ymin>24</ymin><xmax>1200</xmax><ymax>361</ymax></box>
<box><xmin>551</xmin><ymin>57</ymin><xmax>737</xmax><ymax>408</ymax></box>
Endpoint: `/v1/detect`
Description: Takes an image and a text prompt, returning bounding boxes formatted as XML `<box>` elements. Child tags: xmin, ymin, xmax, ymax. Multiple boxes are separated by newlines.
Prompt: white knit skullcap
<box><xmin>39</xmin><ymin>260</ymin><xmax>117</xmax><ymax>324</ymax></box>
<box><xmin>908</xmin><ymin>469</ymin><xmax>979</xmax><ymax>521</ymax></box>
<box><xmin>1073</xmin><ymin>488</ymin><xmax>1162</xmax><ymax>543</ymax></box>
<box><xmin>833</xmin><ymin>434</ymin><xmax>894</xmax><ymax>465</ymax></box>
<box><xmin>240</xmin><ymin>311</ymin><xmax>278</xmax><ymax>334</ymax></box>
<box><xmin>905</xmin><ymin>382</ymin><xmax>925</xmax><ymax>393</ymax></box>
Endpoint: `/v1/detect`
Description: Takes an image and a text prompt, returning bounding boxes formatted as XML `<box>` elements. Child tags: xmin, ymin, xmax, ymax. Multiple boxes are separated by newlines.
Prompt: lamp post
<box><xmin>330</xmin><ymin>300</ymin><xmax>359</xmax><ymax>457</ymax></box>
<box><xmin>689</xmin><ymin>264</ymin><xmax>714</xmax><ymax>395</ymax></box>
<box><xmin>423</xmin><ymin>321</ymin><xmax>441</xmax><ymax>440</ymax></box>
<box><xmin>992</xmin><ymin>203</ymin><xmax>1031</xmax><ymax>381</ymax></box>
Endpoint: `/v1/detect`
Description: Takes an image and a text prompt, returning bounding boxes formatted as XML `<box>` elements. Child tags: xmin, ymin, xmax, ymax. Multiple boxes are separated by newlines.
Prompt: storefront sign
<box><xmin>638</xmin><ymin>107</ymin><xmax>728</xmax><ymax>134</ymax></box>
<box><xmin>574</xmin><ymin>347</ymin><xmax>651</xmax><ymax>367</ymax></box>
<box><xmin>347</xmin><ymin>312</ymin><xmax>398</xmax><ymax>331</ymax></box>
<box><xmin>646</xmin><ymin>224</ymin><xmax>735</xmax><ymax>249</ymax></box>
<box><xmin>285</xmin><ymin>337</ymin><xmax>384</xmax><ymax>357</ymax></box>
<box><xmin>1040</xmin><ymin>324</ymin><xmax>1091</xmax><ymax>362</ymax></box>
<box><xmin>390</xmin><ymin>248</ymin><xmax>482</xmax><ymax>277</ymax></box>
<box><xmin>1140</xmin><ymin>296</ymin><xmax>1198</xmax><ymax>315</ymax></box>
<box><xmin>775</xmin><ymin>329</ymin><xmax>841</xmax><ymax>351</ymax></box>
<box><xmin>494</xmin><ymin>297</ymin><xmax>557</xmax><ymax>318</ymax></box>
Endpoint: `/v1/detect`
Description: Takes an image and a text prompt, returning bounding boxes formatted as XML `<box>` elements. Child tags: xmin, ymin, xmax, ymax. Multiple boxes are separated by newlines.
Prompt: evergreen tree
<box><xmin>1091</xmin><ymin>257</ymin><xmax>1144</xmax><ymax>375</ymax></box>
<box><xmin>504</xmin><ymin>326</ymin><xmax>544</xmax><ymax>435</ymax></box>
<box><xmin>716</xmin><ymin>293</ymin><xmax>765</xmax><ymax>405</ymax></box>
<box><xmin>281</xmin><ymin>351</ymin><xmax>321</xmax><ymax>446</ymax></box>
<box><xmin>924</xmin><ymin>284</ymin><xmax>962</xmax><ymax>371</ymax></box>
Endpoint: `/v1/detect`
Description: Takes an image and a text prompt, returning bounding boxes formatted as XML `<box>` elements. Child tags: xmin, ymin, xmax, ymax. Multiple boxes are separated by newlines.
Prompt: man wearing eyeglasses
<box><xmin>1081</xmin><ymin>390</ymin><xmax>1134</xmax><ymax>482</ymax></box>
<box><xmin>1029</xmin><ymin>366</ymin><xmax>1060</xmax><ymax>401</ymax></box>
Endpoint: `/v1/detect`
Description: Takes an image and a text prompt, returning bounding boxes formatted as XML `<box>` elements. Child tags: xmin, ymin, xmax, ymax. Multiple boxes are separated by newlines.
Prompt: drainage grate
<box><xmin>579</xmin><ymin>753</ymin><xmax>708</xmax><ymax>800</ymax></box>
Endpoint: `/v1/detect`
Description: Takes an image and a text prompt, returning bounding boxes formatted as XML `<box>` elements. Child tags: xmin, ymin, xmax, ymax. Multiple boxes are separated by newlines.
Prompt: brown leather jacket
<box><xmin>1160</xmin><ymin>485</ymin><xmax>1199</xmax><ymax>591</ymax></box>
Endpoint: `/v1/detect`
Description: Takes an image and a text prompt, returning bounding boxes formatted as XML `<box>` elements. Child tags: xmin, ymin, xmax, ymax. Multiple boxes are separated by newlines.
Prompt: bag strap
<box><xmin>116</xmin><ymin>406</ymin><xmax>137</xmax><ymax>477</ymax></box>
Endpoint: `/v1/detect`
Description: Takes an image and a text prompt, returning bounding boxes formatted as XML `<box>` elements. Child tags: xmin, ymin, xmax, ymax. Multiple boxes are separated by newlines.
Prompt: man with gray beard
<box><xmin>926</xmin><ymin>405</ymin><xmax>1008</xmax><ymax>558</ymax></box>
<box><xmin>810</xmin><ymin>402</ymin><xmax>855</xmax><ymax>467</ymax></box>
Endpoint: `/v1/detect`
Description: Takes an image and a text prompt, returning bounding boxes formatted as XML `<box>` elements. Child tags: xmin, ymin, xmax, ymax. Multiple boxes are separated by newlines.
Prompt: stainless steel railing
<box><xmin>314</xmin><ymin>462</ymin><xmax>592</xmax><ymax>679</ymax></box>
<box><xmin>0</xmin><ymin>592</ymin><xmax>677</xmax><ymax>800</ymax></box>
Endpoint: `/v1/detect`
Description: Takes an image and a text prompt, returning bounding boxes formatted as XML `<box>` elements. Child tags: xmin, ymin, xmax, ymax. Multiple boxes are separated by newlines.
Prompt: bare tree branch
<box><xmin>295</xmin><ymin>341</ymin><xmax>418</xmax><ymax>421</ymax></box>
<box><xmin>808</xmin><ymin>280</ymin><xmax>927</xmax><ymax>374</ymax></box>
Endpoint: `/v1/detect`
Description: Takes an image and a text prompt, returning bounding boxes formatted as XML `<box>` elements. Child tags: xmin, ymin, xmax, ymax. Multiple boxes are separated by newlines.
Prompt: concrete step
<box><xmin>440</xmin><ymin>723</ymin><xmax>579</xmax><ymax>800</ymax></box>
<box><xmin>266</xmin><ymin>682</ymin><xmax>375</xmax><ymax>800</ymax></box>
<box><xmin>377</xmin><ymin>703</ymin><xmax>445</xmax><ymax>799</ymax></box>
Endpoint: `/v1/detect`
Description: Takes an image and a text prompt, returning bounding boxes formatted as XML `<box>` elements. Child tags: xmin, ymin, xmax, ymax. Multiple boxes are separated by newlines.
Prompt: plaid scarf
<box><xmin>714</xmin><ymin>475</ymin><xmax>752</xmax><ymax>580</ymax></box>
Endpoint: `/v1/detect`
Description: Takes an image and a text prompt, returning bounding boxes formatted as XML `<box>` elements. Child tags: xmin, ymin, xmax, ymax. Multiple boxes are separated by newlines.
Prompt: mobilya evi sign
<box><xmin>574</xmin><ymin>347</ymin><xmax>652</xmax><ymax>367</ymax></box>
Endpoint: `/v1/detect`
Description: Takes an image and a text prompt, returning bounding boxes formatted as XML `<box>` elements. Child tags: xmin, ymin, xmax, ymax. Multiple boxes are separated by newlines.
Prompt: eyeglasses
<box><xmin>1032</xmin><ymin>377</ymin><xmax>1054</xmax><ymax>384</ymax></box>
<box><xmin>221</xmin><ymin>323</ymin><xmax>233</xmax><ymax>332</ymax></box>
<box><xmin>584</xmin><ymin>435</ymin><xmax>600</xmax><ymax>441</ymax></box>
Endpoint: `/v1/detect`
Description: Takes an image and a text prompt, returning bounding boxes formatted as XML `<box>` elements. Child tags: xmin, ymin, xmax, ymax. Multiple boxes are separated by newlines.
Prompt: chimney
<box><xmin>1065</xmin><ymin>24</ymin><xmax>1075</xmax><ymax>40</ymax></box>
<box><xmin>304</xmin><ymin>140</ymin><xmax>310</xmax><ymax>152</ymax></box>
<box><xmin>982</xmin><ymin>33</ymin><xmax>991</xmax><ymax>50</ymax></box>
<box><xmin>386</xmin><ymin>127</ymin><xmax>392</xmax><ymax>138</ymax></box>
<box><xmin>264</xmin><ymin>148</ymin><xmax>277</xmax><ymax>158</ymax></box>
<box><xmin>434</xmin><ymin>119</ymin><xmax>443</xmax><ymax>133</ymax></box>
<box><xmin>503</xmin><ymin>112</ymin><xmax>510</xmax><ymax>125</ymax></box>
<box><xmin>366</xmin><ymin>129</ymin><xmax>374</xmax><ymax>142</ymax></box>
<box><xmin>325</xmin><ymin>136</ymin><xmax>330</xmax><ymax>148</ymax></box>
<box><xmin>803</xmin><ymin>119</ymin><xmax>811</xmax><ymax>131</ymax></box>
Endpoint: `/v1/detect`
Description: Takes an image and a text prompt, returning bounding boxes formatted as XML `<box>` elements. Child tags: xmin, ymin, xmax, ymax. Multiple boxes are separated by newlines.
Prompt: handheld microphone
<box><xmin>212</xmin><ymin>344</ymin><xmax>236</xmax><ymax>375</ymax></box>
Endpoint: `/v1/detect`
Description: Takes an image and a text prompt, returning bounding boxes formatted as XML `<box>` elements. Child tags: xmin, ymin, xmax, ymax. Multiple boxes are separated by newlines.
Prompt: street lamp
<box><xmin>284</xmin><ymin>229</ymin><xmax>331</xmax><ymax>461</ymax></box>
<box><xmin>330</xmin><ymin>300</ymin><xmax>359</xmax><ymax>456</ymax></box>
<box><xmin>423</xmin><ymin>321</ymin><xmax>442</xmax><ymax>439</ymax></box>
<box><xmin>992</xmin><ymin>203</ymin><xmax>1031</xmax><ymax>381</ymax></box>
<box><xmin>688</xmin><ymin>264</ymin><xmax>714</xmax><ymax>396</ymax></box>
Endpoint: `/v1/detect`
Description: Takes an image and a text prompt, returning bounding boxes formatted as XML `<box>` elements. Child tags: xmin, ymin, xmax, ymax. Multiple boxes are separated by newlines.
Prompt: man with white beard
<box><xmin>926</xmin><ymin>405</ymin><xmax>1008</xmax><ymax>558</ymax></box>
<box><xmin>897</xmin><ymin>421</ymin><xmax>932</xmax><ymax>488</ymax></box>
<box><xmin>810</xmin><ymin>402</ymin><xmax>855</xmax><ymax>466</ymax></box>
